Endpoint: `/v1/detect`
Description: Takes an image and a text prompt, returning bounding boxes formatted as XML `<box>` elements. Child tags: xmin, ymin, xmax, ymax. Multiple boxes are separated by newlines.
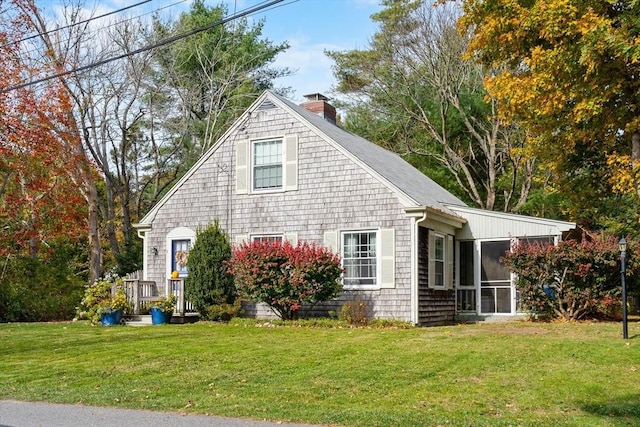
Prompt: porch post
<box><xmin>132</xmin><ymin>280</ymin><xmax>139</xmax><ymax>315</ymax></box>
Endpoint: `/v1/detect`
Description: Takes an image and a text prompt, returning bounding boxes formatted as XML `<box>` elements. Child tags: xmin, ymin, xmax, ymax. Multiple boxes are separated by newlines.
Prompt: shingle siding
<box><xmin>417</xmin><ymin>226</ymin><xmax>455</xmax><ymax>326</ymax></box>
<box><xmin>145</xmin><ymin>105</ymin><xmax>413</xmax><ymax>321</ymax></box>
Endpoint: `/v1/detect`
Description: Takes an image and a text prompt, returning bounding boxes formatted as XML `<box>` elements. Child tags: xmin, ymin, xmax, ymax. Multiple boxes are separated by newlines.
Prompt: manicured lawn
<box><xmin>0</xmin><ymin>319</ymin><xmax>639</xmax><ymax>426</ymax></box>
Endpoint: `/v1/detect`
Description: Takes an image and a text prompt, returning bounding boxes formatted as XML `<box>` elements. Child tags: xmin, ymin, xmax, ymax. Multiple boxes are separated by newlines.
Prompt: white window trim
<box><xmin>250</xmin><ymin>233</ymin><xmax>285</xmax><ymax>243</ymax></box>
<box><xmin>341</xmin><ymin>229</ymin><xmax>380</xmax><ymax>291</ymax></box>
<box><xmin>251</xmin><ymin>137</ymin><xmax>284</xmax><ymax>193</ymax></box>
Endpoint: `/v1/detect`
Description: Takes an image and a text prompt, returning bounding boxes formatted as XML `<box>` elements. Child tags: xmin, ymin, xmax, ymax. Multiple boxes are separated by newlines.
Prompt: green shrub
<box><xmin>203</xmin><ymin>300</ymin><xmax>243</xmax><ymax>321</ymax></box>
<box><xmin>184</xmin><ymin>220</ymin><xmax>235</xmax><ymax>314</ymax></box>
<box><xmin>77</xmin><ymin>276</ymin><xmax>130</xmax><ymax>325</ymax></box>
<box><xmin>0</xmin><ymin>253</ymin><xmax>85</xmax><ymax>322</ymax></box>
<box><xmin>230</xmin><ymin>240</ymin><xmax>343</xmax><ymax>320</ymax></box>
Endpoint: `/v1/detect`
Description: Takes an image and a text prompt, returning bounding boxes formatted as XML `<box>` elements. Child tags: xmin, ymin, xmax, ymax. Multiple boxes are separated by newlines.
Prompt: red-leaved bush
<box><xmin>503</xmin><ymin>233</ymin><xmax>638</xmax><ymax>321</ymax></box>
<box><xmin>228</xmin><ymin>240</ymin><xmax>343</xmax><ymax>320</ymax></box>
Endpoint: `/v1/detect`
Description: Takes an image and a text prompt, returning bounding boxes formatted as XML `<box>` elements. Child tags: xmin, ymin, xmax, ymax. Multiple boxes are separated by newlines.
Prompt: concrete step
<box><xmin>124</xmin><ymin>315</ymin><xmax>153</xmax><ymax>326</ymax></box>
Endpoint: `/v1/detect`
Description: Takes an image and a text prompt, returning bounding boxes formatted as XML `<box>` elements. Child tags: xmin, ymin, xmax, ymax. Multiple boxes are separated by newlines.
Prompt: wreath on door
<box><xmin>175</xmin><ymin>250</ymin><xmax>189</xmax><ymax>268</ymax></box>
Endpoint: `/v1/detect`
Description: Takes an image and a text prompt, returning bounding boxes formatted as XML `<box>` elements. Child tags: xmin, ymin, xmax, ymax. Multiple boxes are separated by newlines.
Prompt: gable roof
<box><xmin>138</xmin><ymin>90</ymin><xmax>466</xmax><ymax>226</ymax></box>
<box><xmin>267</xmin><ymin>91</ymin><xmax>467</xmax><ymax>212</ymax></box>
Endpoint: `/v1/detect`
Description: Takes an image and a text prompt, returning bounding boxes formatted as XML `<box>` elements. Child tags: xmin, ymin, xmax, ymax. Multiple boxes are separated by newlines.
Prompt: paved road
<box><xmin>0</xmin><ymin>400</ymin><xmax>323</xmax><ymax>427</ymax></box>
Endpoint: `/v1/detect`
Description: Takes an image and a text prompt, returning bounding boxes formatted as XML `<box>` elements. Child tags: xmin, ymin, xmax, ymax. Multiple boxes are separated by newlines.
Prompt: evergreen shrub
<box><xmin>184</xmin><ymin>220</ymin><xmax>235</xmax><ymax>314</ymax></box>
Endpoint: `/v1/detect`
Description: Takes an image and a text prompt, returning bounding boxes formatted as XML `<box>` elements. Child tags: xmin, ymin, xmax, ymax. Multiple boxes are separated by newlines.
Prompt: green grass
<box><xmin>1</xmin><ymin>319</ymin><xmax>639</xmax><ymax>426</ymax></box>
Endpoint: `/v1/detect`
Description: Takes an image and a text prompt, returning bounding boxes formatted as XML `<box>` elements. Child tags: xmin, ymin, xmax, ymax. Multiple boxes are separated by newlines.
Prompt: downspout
<box><xmin>135</xmin><ymin>225</ymin><xmax>151</xmax><ymax>280</ymax></box>
<box><xmin>406</xmin><ymin>207</ymin><xmax>428</xmax><ymax>325</ymax></box>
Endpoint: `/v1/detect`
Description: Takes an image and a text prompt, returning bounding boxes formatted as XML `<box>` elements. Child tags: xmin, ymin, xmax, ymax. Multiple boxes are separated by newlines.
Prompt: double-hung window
<box><xmin>434</xmin><ymin>234</ymin><xmax>445</xmax><ymax>287</ymax></box>
<box><xmin>251</xmin><ymin>234</ymin><xmax>284</xmax><ymax>244</ymax></box>
<box><xmin>342</xmin><ymin>231</ymin><xmax>377</xmax><ymax>288</ymax></box>
<box><xmin>253</xmin><ymin>139</ymin><xmax>282</xmax><ymax>190</ymax></box>
<box><xmin>429</xmin><ymin>231</ymin><xmax>453</xmax><ymax>289</ymax></box>
<box><xmin>237</xmin><ymin>136</ymin><xmax>297</xmax><ymax>195</ymax></box>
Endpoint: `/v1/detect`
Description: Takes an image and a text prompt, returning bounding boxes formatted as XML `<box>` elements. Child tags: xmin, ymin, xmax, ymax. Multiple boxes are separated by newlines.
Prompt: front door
<box><xmin>480</xmin><ymin>240</ymin><xmax>513</xmax><ymax>314</ymax></box>
<box><xmin>171</xmin><ymin>239</ymin><xmax>191</xmax><ymax>277</ymax></box>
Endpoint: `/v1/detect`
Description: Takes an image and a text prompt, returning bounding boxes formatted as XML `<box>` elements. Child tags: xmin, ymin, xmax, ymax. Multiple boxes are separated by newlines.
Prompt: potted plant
<box><xmin>99</xmin><ymin>289</ymin><xmax>129</xmax><ymax>326</ymax></box>
<box><xmin>77</xmin><ymin>276</ymin><xmax>131</xmax><ymax>325</ymax></box>
<box><xmin>149</xmin><ymin>294</ymin><xmax>176</xmax><ymax>325</ymax></box>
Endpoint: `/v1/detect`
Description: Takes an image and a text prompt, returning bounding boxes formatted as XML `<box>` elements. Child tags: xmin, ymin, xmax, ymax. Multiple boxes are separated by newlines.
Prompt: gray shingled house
<box><xmin>134</xmin><ymin>90</ymin><xmax>575</xmax><ymax>325</ymax></box>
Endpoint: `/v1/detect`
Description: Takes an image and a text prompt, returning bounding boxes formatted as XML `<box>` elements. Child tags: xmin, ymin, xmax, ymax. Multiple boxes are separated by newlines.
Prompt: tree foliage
<box><xmin>0</xmin><ymin>243</ymin><xmax>86</xmax><ymax>322</ymax></box>
<box><xmin>328</xmin><ymin>0</ymin><xmax>535</xmax><ymax>212</ymax></box>
<box><xmin>184</xmin><ymin>220</ymin><xmax>235</xmax><ymax>314</ymax></box>
<box><xmin>229</xmin><ymin>240</ymin><xmax>343</xmax><ymax>320</ymax></box>
<box><xmin>8</xmin><ymin>0</ymin><xmax>291</xmax><ymax>279</ymax></box>
<box><xmin>1</xmin><ymin>0</ymin><xmax>88</xmax><ymax>259</ymax></box>
<box><xmin>503</xmin><ymin>234</ymin><xmax>638</xmax><ymax>321</ymax></box>
<box><xmin>460</xmin><ymin>0</ymin><xmax>640</xmax><ymax>219</ymax></box>
<box><xmin>150</xmin><ymin>0</ymin><xmax>291</xmax><ymax>162</ymax></box>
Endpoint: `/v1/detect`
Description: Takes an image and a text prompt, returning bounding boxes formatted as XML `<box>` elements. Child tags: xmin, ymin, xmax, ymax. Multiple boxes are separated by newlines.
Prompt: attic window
<box><xmin>253</xmin><ymin>139</ymin><xmax>283</xmax><ymax>190</ymax></box>
<box><xmin>257</xmin><ymin>99</ymin><xmax>277</xmax><ymax>110</ymax></box>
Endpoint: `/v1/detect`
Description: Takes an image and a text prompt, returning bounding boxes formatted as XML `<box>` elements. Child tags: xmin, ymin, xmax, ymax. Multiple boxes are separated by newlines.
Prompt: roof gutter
<box><xmin>133</xmin><ymin>223</ymin><xmax>152</xmax><ymax>280</ymax></box>
<box><xmin>134</xmin><ymin>223</ymin><xmax>152</xmax><ymax>239</ymax></box>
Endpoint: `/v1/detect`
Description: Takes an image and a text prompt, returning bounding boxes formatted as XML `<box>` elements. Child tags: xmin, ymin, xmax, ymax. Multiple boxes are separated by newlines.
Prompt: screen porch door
<box><xmin>480</xmin><ymin>240</ymin><xmax>513</xmax><ymax>314</ymax></box>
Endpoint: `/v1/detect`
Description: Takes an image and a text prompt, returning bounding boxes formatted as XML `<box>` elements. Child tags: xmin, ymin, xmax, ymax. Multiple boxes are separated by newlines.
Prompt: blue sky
<box><xmin>36</xmin><ymin>0</ymin><xmax>383</xmax><ymax>102</ymax></box>
<box><xmin>253</xmin><ymin>0</ymin><xmax>382</xmax><ymax>101</ymax></box>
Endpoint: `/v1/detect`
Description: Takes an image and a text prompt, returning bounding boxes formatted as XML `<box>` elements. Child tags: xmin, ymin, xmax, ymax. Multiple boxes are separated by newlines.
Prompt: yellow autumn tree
<box><xmin>460</xmin><ymin>0</ymin><xmax>640</xmax><ymax>198</ymax></box>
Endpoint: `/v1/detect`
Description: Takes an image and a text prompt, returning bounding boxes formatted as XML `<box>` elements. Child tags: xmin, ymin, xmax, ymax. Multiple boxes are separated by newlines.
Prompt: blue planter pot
<box><xmin>150</xmin><ymin>307</ymin><xmax>172</xmax><ymax>325</ymax></box>
<box><xmin>101</xmin><ymin>310</ymin><xmax>123</xmax><ymax>326</ymax></box>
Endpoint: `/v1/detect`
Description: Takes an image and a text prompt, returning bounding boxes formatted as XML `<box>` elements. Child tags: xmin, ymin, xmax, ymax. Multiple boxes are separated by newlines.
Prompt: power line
<box><xmin>1</xmin><ymin>0</ymin><xmax>286</xmax><ymax>94</ymax></box>
<box><xmin>0</xmin><ymin>0</ymin><xmax>152</xmax><ymax>51</ymax></box>
<box><xmin>9</xmin><ymin>0</ymin><xmax>191</xmax><ymax>61</ymax></box>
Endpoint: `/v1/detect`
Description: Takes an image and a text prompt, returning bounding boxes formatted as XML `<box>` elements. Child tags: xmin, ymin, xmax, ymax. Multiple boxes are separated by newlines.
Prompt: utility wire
<box><xmin>1</xmin><ymin>0</ymin><xmax>285</xmax><ymax>94</ymax></box>
<box><xmin>0</xmin><ymin>0</ymin><xmax>152</xmax><ymax>50</ymax></box>
<box><xmin>9</xmin><ymin>0</ymin><xmax>190</xmax><ymax>61</ymax></box>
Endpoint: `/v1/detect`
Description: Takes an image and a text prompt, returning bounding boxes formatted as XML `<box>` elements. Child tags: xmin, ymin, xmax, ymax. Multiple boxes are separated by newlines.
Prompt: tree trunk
<box><xmin>86</xmin><ymin>176</ymin><xmax>102</xmax><ymax>284</ymax></box>
<box><xmin>104</xmin><ymin>181</ymin><xmax>121</xmax><ymax>262</ymax></box>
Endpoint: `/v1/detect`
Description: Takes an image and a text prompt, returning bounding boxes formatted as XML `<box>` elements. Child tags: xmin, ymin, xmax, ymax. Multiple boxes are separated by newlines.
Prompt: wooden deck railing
<box><xmin>121</xmin><ymin>277</ymin><xmax>197</xmax><ymax>316</ymax></box>
<box><xmin>122</xmin><ymin>279</ymin><xmax>161</xmax><ymax>315</ymax></box>
<box><xmin>166</xmin><ymin>279</ymin><xmax>196</xmax><ymax>316</ymax></box>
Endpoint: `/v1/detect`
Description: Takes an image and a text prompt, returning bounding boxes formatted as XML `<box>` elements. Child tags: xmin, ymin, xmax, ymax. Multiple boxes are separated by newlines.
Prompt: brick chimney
<box><xmin>299</xmin><ymin>93</ymin><xmax>337</xmax><ymax>125</ymax></box>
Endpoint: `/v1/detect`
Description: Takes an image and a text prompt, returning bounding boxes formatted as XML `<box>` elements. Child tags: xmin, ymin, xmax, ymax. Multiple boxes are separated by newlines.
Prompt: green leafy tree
<box><xmin>328</xmin><ymin>0</ymin><xmax>535</xmax><ymax>212</ymax></box>
<box><xmin>150</xmin><ymin>0</ymin><xmax>291</xmax><ymax>166</ymax></box>
<box><xmin>229</xmin><ymin>240</ymin><xmax>343</xmax><ymax>320</ymax></box>
<box><xmin>184</xmin><ymin>220</ymin><xmax>235</xmax><ymax>315</ymax></box>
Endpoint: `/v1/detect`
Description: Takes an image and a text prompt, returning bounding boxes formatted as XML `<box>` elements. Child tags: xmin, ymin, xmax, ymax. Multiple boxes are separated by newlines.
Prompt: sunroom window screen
<box><xmin>343</xmin><ymin>232</ymin><xmax>377</xmax><ymax>286</ymax></box>
<box><xmin>253</xmin><ymin>139</ymin><xmax>282</xmax><ymax>190</ymax></box>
